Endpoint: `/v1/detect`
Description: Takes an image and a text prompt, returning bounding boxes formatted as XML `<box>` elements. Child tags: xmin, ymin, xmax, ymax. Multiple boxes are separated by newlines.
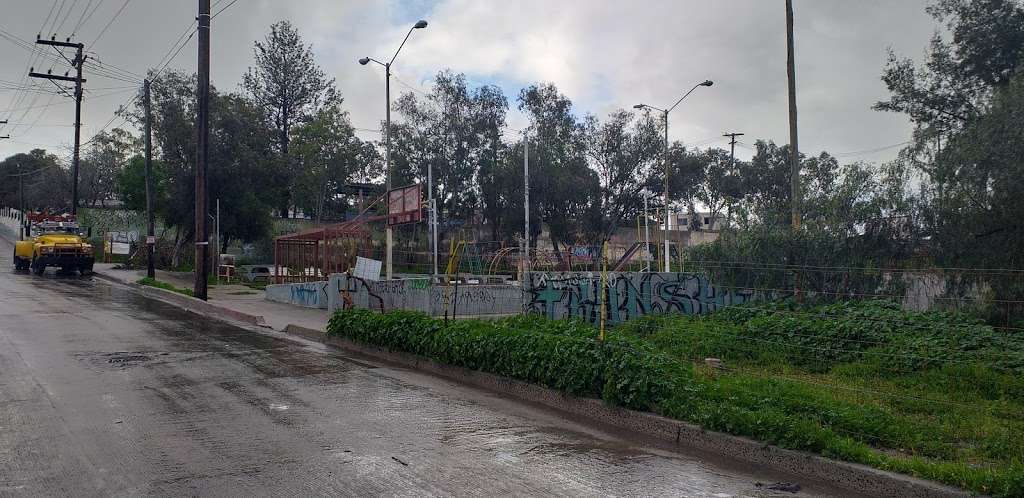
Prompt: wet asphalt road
<box><xmin>0</xmin><ymin>240</ymin><xmax>860</xmax><ymax>497</ymax></box>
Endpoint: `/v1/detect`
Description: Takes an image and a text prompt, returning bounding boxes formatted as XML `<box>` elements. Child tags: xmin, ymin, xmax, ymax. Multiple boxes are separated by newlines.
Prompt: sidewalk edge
<box><xmin>92</xmin><ymin>271</ymin><xmax>270</xmax><ymax>328</ymax></box>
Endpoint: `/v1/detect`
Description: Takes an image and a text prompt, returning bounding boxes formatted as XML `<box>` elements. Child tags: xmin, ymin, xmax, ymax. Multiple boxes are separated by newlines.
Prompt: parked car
<box><xmin>238</xmin><ymin>265</ymin><xmax>289</xmax><ymax>282</ymax></box>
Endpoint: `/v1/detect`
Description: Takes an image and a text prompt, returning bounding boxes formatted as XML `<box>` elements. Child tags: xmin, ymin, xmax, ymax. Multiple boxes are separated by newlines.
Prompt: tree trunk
<box><xmin>551</xmin><ymin>238</ymin><xmax>566</xmax><ymax>268</ymax></box>
<box><xmin>170</xmin><ymin>226</ymin><xmax>183</xmax><ymax>269</ymax></box>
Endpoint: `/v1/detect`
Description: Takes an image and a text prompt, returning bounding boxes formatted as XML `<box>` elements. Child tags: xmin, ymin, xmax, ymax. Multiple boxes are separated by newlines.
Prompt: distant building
<box><xmin>672</xmin><ymin>211</ymin><xmax>726</xmax><ymax>232</ymax></box>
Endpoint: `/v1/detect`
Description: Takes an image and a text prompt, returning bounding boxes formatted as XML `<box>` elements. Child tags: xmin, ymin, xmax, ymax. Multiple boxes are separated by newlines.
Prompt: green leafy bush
<box><xmin>713</xmin><ymin>299</ymin><xmax>1024</xmax><ymax>373</ymax></box>
<box><xmin>327</xmin><ymin>309</ymin><xmax>687</xmax><ymax>410</ymax></box>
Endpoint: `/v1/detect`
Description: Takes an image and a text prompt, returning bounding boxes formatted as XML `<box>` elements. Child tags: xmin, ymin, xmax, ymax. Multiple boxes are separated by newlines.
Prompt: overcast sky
<box><xmin>0</xmin><ymin>0</ymin><xmax>937</xmax><ymax>164</ymax></box>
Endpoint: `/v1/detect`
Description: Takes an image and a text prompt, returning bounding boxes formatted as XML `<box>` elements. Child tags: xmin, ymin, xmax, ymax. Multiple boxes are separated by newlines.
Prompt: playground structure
<box><xmin>272</xmin><ymin>217</ymin><xmax>375</xmax><ymax>283</ymax></box>
<box><xmin>269</xmin><ymin>184</ymin><xmax>697</xmax><ymax>284</ymax></box>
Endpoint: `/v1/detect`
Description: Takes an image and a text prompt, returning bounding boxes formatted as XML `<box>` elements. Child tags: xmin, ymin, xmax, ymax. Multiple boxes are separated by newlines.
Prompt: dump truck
<box><xmin>13</xmin><ymin>217</ymin><xmax>94</xmax><ymax>275</ymax></box>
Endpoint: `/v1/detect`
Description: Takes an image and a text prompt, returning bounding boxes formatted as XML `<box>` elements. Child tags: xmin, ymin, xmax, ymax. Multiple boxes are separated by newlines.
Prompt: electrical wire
<box><xmin>71</xmin><ymin>0</ymin><xmax>101</xmax><ymax>36</ymax></box>
<box><xmin>89</xmin><ymin>0</ymin><xmax>131</xmax><ymax>47</ymax></box>
<box><xmin>212</xmin><ymin>0</ymin><xmax>240</xmax><ymax>19</ymax></box>
<box><xmin>54</xmin><ymin>0</ymin><xmax>80</xmax><ymax>35</ymax></box>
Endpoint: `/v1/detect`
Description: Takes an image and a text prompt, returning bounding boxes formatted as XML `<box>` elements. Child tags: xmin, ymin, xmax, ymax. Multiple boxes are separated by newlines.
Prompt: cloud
<box><xmin>1</xmin><ymin>0</ymin><xmax>937</xmax><ymax>164</ymax></box>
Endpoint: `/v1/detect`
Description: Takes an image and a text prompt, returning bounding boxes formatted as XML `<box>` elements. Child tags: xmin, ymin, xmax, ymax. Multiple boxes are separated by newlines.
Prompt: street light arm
<box><xmin>667</xmin><ymin>83</ymin><xmax>702</xmax><ymax>114</ymax></box>
<box><xmin>633</xmin><ymin>103</ymin><xmax>666</xmax><ymax>113</ymax></box>
<box><xmin>390</xmin><ymin>25</ymin><xmax>420</xmax><ymax>66</ymax></box>
<box><xmin>667</xmin><ymin>79</ymin><xmax>713</xmax><ymax>114</ymax></box>
<box><xmin>361</xmin><ymin>57</ymin><xmax>387</xmax><ymax>67</ymax></box>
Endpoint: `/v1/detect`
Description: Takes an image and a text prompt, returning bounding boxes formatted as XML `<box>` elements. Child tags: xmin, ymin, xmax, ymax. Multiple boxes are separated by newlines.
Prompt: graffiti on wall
<box><xmin>329</xmin><ymin>273</ymin><xmax>522</xmax><ymax>316</ymax></box>
<box><xmin>525</xmin><ymin>272</ymin><xmax>755</xmax><ymax>324</ymax></box>
<box><xmin>287</xmin><ymin>281</ymin><xmax>329</xmax><ymax>308</ymax></box>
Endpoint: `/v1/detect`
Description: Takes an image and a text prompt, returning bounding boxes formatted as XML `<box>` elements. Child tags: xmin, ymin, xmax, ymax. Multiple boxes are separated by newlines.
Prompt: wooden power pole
<box><xmin>29</xmin><ymin>37</ymin><xmax>86</xmax><ymax>215</ymax></box>
<box><xmin>785</xmin><ymin>0</ymin><xmax>800</xmax><ymax>229</ymax></box>
<box><xmin>144</xmin><ymin>79</ymin><xmax>155</xmax><ymax>279</ymax></box>
<box><xmin>194</xmin><ymin>0</ymin><xmax>211</xmax><ymax>300</ymax></box>
<box><xmin>723</xmin><ymin>132</ymin><xmax>745</xmax><ymax>170</ymax></box>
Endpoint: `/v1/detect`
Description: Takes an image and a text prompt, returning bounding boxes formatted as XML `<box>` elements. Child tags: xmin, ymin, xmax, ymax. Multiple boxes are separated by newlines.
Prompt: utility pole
<box><xmin>194</xmin><ymin>0</ymin><xmax>211</xmax><ymax>300</ymax></box>
<box><xmin>18</xmin><ymin>163</ymin><xmax>24</xmax><ymax>240</ymax></box>
<box><xmin>523</xmin><ymin>131</ymin><xmax>530</xmax><ymax>275</ymax></box>
<box><xmin>723</xmin><ymin>132</ymin><xmax>744</xmax><ymax>228</ymax></box>
<box><xmin>786</xmin><ymin>0</ymin><xmax>800</xmax><ymax>229</ymax></box>
<box><xmin>144</xmin><ymin>79</ymin><xmax>155</xmax><ymax>279</ymax></box>
<box><xmin>1</xmin><ymin>119</ymin><xmax>8</xmax><ymax>140</ymax></box>
<box><xmin>723</xmin><ymin>132</ymin><xmax>745</xmax><ymax>169</ymax></box>
<box><xmin>29</xmin><ymin>37</ymin><xmax>85</xmax><ymax>215</ymax></box>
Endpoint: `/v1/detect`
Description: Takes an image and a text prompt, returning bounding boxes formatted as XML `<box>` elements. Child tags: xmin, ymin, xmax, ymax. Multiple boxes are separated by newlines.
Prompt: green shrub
<box><xmin>327</xmin><ymin>309</ymin><xmax>687</xmax><ymax>410</ymax></box>
<box><xmin>325</xmin><ymin>306</ymin><xmax>1024</xmax><ymax>497</ymax></box>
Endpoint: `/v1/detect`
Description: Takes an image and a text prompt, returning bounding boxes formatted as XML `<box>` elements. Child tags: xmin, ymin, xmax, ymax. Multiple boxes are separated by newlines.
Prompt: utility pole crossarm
<box><xmin>34</xmin><ymin>38</ymin><xmax>84</xmax><ymax>49</ymax></box>
<box><xmin>28</xmin><ymin>72</ymin><xmax>86</xmax><ymax>84</ymax></box>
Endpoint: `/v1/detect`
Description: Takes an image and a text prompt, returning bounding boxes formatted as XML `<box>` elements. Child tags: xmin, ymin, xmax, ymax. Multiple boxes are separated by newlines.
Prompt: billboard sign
<box><xmin>387</xmin><ymin>184</ymin><xmax>423</xmax><ymax>226</ymax></box>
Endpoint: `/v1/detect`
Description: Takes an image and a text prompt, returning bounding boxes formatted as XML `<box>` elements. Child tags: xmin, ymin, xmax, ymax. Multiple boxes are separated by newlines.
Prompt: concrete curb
<box><xmin>92</xmin><ymin>271</ymin><xmax>270</xmax><ymax>328</ymax></box>
<box><xmin>282</xmin><ymin>324</ymin><xmax>971</xmax><ymax>498</ymax></box>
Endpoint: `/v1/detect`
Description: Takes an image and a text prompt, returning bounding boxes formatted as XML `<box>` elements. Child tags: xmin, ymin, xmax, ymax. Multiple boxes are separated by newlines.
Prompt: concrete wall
<box><xmin>327</xmin><ymin>273</ymin><xmax>522</xmax><ymax>317</ymax></box>
<box><xmin>0</xmin><ymin>207</ymin><xmax>22</xmax><ymax>239</ymax></box>
<box><xmin>524</xmin><ymin>272</ymin><xmax>755</xmax><ymax>325</ymax></box>
<box><xmin>324</xmin><ymin>271</ymin><xmax>754</xmax><ymax>323</ymax></box>
<box><xmin>265</xmin><ymin>281</ymin><xmax>330</xmax><ymax>309</ymax></box>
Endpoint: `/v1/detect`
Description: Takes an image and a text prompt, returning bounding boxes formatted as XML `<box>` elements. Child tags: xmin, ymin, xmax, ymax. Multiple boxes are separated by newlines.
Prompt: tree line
<box><xmin>2</xmin><ymin>0</ymin><xmax>1022</xmax><ymax>275</ymax></box>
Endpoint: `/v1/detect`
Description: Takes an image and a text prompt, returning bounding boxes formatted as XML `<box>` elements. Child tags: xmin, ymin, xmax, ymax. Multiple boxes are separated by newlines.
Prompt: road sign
<box><xmin>108</xmin><ymin>231</ymin><xmax>138</xmax><ymax>243</ymax></box>
<box><xmin>353</xmin><ymin>256</ymin><xmax>382</xmax><ymax>281</ymax></box>
<box><xmin>110</xmin><ymin>242</ymin><xmax>130</xmax><ymax>255</ymax></box>
<box><xmin>387</xmin><ymin>184</ymin><xmax>423</xmax><ymax>226</ymax></box>
<box><xmin>146</xmin><ymin>235</ymin><xmax>156</xmax><ymax>244</ymax></box>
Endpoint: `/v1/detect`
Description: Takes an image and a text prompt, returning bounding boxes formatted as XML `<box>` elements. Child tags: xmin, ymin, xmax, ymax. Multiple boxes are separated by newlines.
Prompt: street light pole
<box><xmin>634</xmin><ymin>79</ymin><xmax>713</xmax><ymax>273</ymax></box>
<box><xmin>662</xmin><ymin>109</ymin><xmax>670</xmax><ymax>272</ymax></box>
<box><xmin>359</xmin><ymin>20</ymin><xmax>428</xmax><ymax>281</ymax></box>
<box><xmin>523</xmin><ymin>130</ymin><xmax>530</xmax><ymax>275</ymax></box>
<box><xmin>428</xmin><ymin>155</ymin><xmax>437</xmax><ymax>277</ymax></box>
<box><xmin>384</xmin><ymin>62</ymin><xmax>393</xmax><ymax>279</ymax></box>
<box><xmin>642</xmin><ymin>188</ymin><xmax>650</xmax><ymax>271</ymax></box>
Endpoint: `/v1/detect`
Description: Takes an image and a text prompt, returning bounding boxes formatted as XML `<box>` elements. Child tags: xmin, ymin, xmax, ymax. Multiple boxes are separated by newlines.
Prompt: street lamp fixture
<box><xmin>358</xmin><ymin>20</ymin><xmax>429</xmax><ymax>280</ymax></box>
<box><xmin>633</xmin><ymin>79</ymin><xmax>713</xmax><ymax>273</ymax></box>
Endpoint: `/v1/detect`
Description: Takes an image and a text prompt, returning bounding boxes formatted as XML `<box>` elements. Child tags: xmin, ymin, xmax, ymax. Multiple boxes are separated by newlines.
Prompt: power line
<box><xmin>72</xmin><ymin>0</ymin><xmax>103</xmax><ymax>36</ymax></box>
<box><xmin>53</xmin><ymin>0</ymin><xmax>79</xmax><ymax>35</ymax></box>
<box><xmin>152</xmin><ymin>22</ymin><xmax>197</xmax><ymax>79</ymax></box>
<box><xmin>212</xmin><ymin>0</ymin><xmax>239</xmax><ymax>19</ymax></box>
<box><xmin>40</xmin><ymin>1</ymin><xmax>60</xmax><ymax>36</ymax></box>
<box><xmin>832</xmin><ymin>141</ymin><xmax>913</xmax><ymax>157</ymax></box>
<box><xmin>89</xmin><ymin>0</ymin><xmax>130</xmax><ymax>47</ymax></box>
<box><xmin>47</xmin><ymin>0</ymin><xmax>69</xmax><ymax>36</ymax></box>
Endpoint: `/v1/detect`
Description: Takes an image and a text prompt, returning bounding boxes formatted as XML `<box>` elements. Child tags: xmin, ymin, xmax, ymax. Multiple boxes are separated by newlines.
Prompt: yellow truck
<box><xmin>13</xmin><ymin>220</ymin><xmax>94</xmax><ymax>275</ymax></box>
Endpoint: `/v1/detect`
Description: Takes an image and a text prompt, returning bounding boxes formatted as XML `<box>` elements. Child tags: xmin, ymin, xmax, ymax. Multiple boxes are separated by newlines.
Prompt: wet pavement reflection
<box><xmin>0</xmin><ymin>243</ymin><xmax>861</xmax><ymax>497</ymax></box>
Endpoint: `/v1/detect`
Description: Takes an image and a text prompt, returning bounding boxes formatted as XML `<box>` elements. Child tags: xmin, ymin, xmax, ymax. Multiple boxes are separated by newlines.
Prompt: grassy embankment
<box><xmin>137</xmin><ymin>277</ymin><xmax>195</xmax><ymax>297</ymax></box>
<box><xmin>327</xmin><ymin>300</ymin><xmax>1024</xmax><ymax>497</ymax></box>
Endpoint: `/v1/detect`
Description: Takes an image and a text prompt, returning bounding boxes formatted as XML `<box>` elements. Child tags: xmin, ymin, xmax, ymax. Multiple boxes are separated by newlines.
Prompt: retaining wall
<box><xmin>327</xmin><ymin>273</ymin><xmax>522</xmax><ymax>317</ymax></box>
<box><xmin>524</xmin><ymin>271</ymin><xmax>756</xmax><ymax>325</ymax></box>
<box><xmin>265</xmin><ymin>281</ymin><xmax>330</xmax><ymax>309</ymax></box>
